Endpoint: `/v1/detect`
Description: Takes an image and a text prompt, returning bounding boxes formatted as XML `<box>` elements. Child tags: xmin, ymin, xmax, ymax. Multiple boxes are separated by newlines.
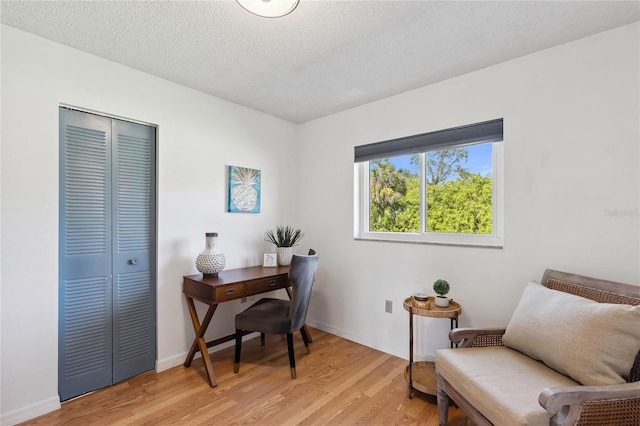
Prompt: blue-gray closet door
<box><xmin>59</xmin><ymin>108</ymin><xmax>156</xmax><ymax>401</ymax></box>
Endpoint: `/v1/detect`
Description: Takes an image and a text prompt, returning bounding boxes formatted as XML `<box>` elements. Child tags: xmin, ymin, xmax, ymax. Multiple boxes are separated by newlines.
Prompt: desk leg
<box><xmin>184</xmin><ymin>295</ymin><xmax>218</xmax><ymax>387</ymax></box>
<box><xmin>285</xmin><ymin>287</ymin><xmax>313</xmax><ymax>343</ymax></box>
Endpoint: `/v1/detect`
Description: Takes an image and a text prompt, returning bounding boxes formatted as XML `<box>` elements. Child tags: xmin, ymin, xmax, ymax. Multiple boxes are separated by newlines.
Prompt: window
<box><xmin>354</xmin><ymin>119</ymin><xmax>504</xmax><ymax>247</ymax></box>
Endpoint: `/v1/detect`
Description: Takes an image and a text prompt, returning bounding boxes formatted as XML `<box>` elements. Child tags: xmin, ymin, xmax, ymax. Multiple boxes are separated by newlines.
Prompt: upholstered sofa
<box><xmin>435</xmin><ymin>269</ymin><xmax>640</xmax><ymax>426</ymax></box>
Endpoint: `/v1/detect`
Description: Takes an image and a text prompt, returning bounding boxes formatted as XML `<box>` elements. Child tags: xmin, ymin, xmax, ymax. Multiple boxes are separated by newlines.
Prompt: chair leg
<box><xmin>286</xmin><ymin>333</ymin><xmax>296</xmax><ymax>379</ymax></box>
<box><xmin>234</xmin><ymin>329</ymin><xmax>242</xmax><ymax>373</ymax></box>
<box><xmin>260</xmin><ymin>332</ymin><xmax>265</xmax><ymax>346</ymax></box>
<box><xmin>436</xmin><ymin>374</ymin><xmax>450</xmax><ymax>425</ymax></box>
<box><xmin>300</xmin><ymin>327</ymin><xmax>311</xmax><ymax>354</ymax></box>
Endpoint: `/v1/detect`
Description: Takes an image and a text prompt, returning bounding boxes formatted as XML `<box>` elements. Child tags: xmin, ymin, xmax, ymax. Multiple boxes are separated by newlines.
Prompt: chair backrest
<box><xmin>288</xmin><ymin>249</ymin><xmax>319</xmax><ymax>331</ymax></box>
<box><xmin>541</xmin><ymin>269</ymin><xmax>640</xmax><ymax>305</ymax></box>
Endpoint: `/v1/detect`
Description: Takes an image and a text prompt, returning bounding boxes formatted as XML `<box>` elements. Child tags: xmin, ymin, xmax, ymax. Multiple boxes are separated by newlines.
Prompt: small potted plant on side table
<box><xmin>433</xmin><ymin>279</ymin><xmax>450</xmax><ymax>307</ymax></box>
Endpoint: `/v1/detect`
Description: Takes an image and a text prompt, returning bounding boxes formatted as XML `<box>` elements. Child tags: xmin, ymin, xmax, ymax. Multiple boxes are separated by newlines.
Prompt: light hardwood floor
<box><xmin>21</xmin><ymin>328</ymin><xmax>468</xmax><ymax>425</ymax></box>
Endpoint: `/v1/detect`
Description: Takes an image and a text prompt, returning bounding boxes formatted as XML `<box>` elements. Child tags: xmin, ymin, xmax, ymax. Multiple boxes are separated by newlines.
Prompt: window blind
<box><xmin>354</xmin><ymin>118</ymin><xmax>503</xmax><ymax>163</ymax></box>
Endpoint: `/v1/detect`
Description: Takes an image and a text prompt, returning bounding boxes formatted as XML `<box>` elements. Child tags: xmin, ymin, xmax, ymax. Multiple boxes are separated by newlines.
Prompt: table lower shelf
<box><xmin>404</xmin><ymin>360</ymin><xmax>437</xmax><ymax>396</ymax></box>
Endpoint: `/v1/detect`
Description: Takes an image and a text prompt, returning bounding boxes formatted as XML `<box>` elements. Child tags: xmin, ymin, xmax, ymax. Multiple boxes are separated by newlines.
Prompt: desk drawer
<box><xmin>246</xmin><ymin>276</ymin><xmax>290</xmax><ymax>295</ymax></box>
<box><xmin>215</xmin><ymin>283</ymin><xmax>246</xmax><ymax>302</ymax></box>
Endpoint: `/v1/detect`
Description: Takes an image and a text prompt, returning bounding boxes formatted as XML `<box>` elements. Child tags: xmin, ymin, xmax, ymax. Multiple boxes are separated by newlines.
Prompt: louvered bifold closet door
<box><xmin>59</xmin><ymin>109</ymin><xmax>113</xmax><ymax>401</ymax></box>
<box><xmin>59</xmin><ymin>108</ymin><xmax>156</xmax><ymax>401</ymax></box>
<box><xmin>112</xmin><ymin>119</ymin><xmax>156</xmax><ymax>383</ymax></box>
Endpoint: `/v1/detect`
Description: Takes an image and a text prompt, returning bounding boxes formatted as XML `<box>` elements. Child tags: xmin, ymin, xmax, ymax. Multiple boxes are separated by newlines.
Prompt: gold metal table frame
<box><xmin>403</xmin><ymin>297</ymin><xmax>462</xmax><ymax>398</ymax></box>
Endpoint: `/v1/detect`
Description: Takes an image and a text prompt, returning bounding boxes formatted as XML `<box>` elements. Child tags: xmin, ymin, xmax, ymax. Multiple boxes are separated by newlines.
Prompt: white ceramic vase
<box><xmin>435</xmin><ymin>296</ymin><xmax>449</xmax><ymax>308</ymax></box>
<box><xmin>276</xmin><ymin>246</ymin><xmax>293</xmax><ymax>266</ymax></box>
<box><xmin>196</xmin><ymin>232</ymin><xmax>226</xmax><ymax>276</ymax></box>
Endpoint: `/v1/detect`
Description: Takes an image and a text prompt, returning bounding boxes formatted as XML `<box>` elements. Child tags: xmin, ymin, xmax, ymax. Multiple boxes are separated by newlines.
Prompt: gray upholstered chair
<box><xmin>234</xmin><ymin>249</ymin><xmax>319</xmax><ymax>379</ymax></box>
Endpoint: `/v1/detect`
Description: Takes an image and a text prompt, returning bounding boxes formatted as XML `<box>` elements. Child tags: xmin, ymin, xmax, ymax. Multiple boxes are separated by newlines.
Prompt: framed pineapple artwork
<box><xmin>227</xmin><ymin>165</ymin><xmax>261</xmax><ymax>213</ymax></box>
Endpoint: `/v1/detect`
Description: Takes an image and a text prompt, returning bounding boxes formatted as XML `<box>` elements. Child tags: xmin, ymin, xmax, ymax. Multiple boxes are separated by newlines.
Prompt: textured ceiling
<box><xmin>1</xmin><ymin>1</ymin><xmax>639</xmax><ymax>124</ymax></box>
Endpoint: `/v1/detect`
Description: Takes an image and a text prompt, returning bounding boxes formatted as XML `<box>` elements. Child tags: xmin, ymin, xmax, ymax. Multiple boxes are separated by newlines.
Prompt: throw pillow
<box><xmin>502</xmin><ymin>281</ymin><xmax>640</xmax><ymax>386</ymax></box>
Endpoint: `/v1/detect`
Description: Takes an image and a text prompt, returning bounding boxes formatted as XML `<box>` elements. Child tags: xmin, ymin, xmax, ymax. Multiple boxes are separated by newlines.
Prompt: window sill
<box><xmin>354</xmin><ymin>232</ymin><xmax>503</xmax><ymax>249</ymax></box>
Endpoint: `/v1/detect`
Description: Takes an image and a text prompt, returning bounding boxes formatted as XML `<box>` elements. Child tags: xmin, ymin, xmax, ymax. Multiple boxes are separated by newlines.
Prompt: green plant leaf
<box><xmin>264</xmin><ymin>226</ymin><xmax>304</xmax><ymax>247</ymax></box>
<box><xmin>433</xmin><ymin>279</ymin><xmax>450</xmax><ymax>296</ymax></box>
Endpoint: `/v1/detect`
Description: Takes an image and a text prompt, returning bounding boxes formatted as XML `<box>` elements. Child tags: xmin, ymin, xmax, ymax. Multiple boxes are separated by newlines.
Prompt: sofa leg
<box><xmin>436</xmin><ymin>375</ymin><xmax>450</xmax><ymax>425</ymax></box>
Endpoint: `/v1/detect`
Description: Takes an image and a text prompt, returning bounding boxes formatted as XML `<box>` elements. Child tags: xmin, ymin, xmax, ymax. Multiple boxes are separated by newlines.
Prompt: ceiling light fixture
<box><xmin>236</xmin><ymin>0</ymin><xmax>299</xmax><ymax>18</ymax></box>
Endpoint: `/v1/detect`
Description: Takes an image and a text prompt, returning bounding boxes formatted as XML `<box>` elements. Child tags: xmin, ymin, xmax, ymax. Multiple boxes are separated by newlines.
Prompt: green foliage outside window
<box><xmin>369</xmin><ymin>159</ymin><xmax>419</xmax><ymax>232</ymax></box>
<box><xmin>369</xmin><ymin>147</ymin><xmax>492</xmax><ymax>234</ymax></box>
<box><xmin>427</xmin><ymin>173</ymin><xmax>492</xmax><ymax>234</ymax></box>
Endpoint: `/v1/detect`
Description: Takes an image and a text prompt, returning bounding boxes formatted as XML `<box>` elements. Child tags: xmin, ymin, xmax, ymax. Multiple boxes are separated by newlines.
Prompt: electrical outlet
<box><xmin>385</xmin><ymin>299</ymin><xmax>393</xmax><ymax>313</ymax></box>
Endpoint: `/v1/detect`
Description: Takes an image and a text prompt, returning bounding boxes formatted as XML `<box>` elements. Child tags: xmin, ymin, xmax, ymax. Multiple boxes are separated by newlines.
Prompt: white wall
<box><xmin>1</xmin><ymin>21</ymin><xmax>639</xmax><ymax>426</ymax></box>
<box><xmin>0</xmin><ymin>26</ymin><xmax>299</xmax><ymax>424</ymax></box>
<box><xmin>298</xmin><ymin>23</ymin><xmax>639</xmax><ymax>359</ymax></box>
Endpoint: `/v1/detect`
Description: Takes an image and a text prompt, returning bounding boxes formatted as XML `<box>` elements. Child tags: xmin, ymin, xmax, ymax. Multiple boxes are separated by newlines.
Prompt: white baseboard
<box><xmin>305</xmin><ymin>319</ymin><xmax>406</xmax><ymax>360</ymax></box>
<box><xmin>156</xmin><ymin>352</ymin><xmax>187</xmax><ymax>372</ymax></box>
<box><xmin>1</xmin><ymin>396</ymin><xmax>60</xmax><ymax>426</ymax></box>
<box><xmin>156</xmin><ymin>332</ymin><xmax>260</xmax><ymax>372</ymax></box>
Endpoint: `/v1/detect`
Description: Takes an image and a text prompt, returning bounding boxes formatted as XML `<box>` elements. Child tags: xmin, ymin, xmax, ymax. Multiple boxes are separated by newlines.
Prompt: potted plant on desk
<box><xmin>264</xmin><ymin>226</ymin><xmax>304</xmax><ymax>266</ymax></box>
<box><xmin>433</xmin><ymin>279</ymin><xmax>450</xmax><ymax>307</ymax></box>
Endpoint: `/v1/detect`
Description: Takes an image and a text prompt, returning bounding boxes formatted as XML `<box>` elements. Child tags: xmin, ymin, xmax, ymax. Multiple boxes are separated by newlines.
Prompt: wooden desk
<box><xmin>183</xmin><ymin>265</ymin><xmax>301</xmax><ymax>387</ymax></box>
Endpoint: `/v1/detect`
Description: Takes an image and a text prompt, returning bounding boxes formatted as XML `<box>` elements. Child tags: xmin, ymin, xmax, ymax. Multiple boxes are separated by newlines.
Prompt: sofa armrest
<box><xmin>449</xmin><ymin>327</ymin><xmax>506</xmax><ymax>348</ymax></box>
<box><xmin>539</xmin><ymin>381</ymin><xmax>640</xmax><ymax>426</ymax></box>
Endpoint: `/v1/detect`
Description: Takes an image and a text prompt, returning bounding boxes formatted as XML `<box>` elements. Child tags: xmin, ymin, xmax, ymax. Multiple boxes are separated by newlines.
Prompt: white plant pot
<box><xmin>276</xmin><ymin>246</ymin><xmax>293</xmax><ymax>266</ymax></box>
<box><xmin>435</xmin><ymin>296</ymin><xmax>449</xmax><ymax>308</ymax></box>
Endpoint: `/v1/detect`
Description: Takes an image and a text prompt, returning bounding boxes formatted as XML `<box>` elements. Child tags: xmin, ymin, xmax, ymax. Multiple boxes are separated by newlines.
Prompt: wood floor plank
<box><xmin>20</xmin><ymin>328</ymin><xmax>469</xmax><ymax>425</ymax></box>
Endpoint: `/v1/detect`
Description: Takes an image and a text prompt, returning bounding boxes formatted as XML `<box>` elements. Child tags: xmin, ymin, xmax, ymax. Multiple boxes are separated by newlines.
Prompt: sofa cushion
<box><xmin>436</xmin><ymin>346</ymin><xmax>579</xmax><ymax>426</ymax></box>
<box><xmin>502</xmin><ymin>282</ymin><xmax>640</xmax><ymax>386</ymax></box>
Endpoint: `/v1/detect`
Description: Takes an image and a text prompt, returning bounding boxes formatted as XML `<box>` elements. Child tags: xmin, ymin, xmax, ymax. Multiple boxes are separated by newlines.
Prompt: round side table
<box><xmin>403</xmin><ymin>296</ymin><xmax>462</xmax><ymax>398</ymax></box>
